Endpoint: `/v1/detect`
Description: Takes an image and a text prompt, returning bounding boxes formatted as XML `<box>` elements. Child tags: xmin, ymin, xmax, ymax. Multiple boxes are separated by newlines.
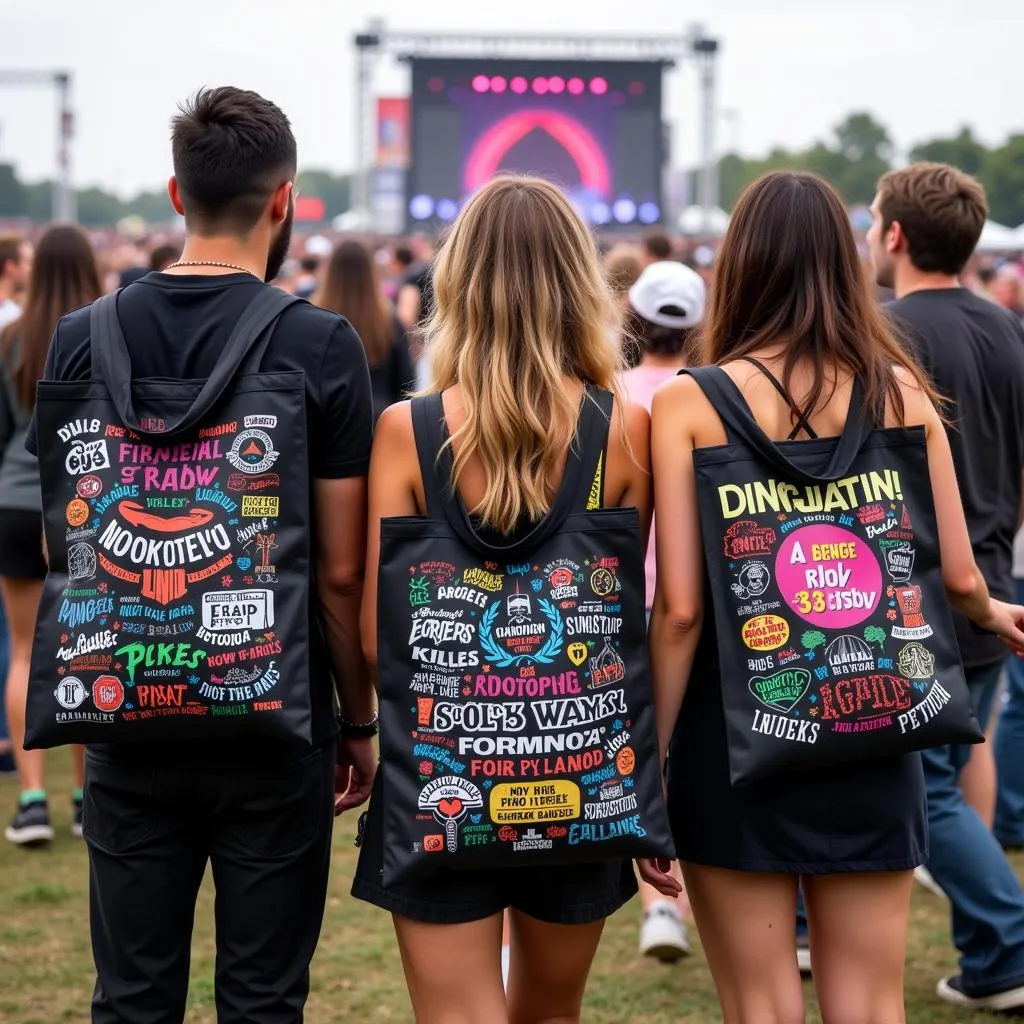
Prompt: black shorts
<box><xmin>351</xmin><ymin>773</ymin><xmax>637</xmax><ymax>925</ymax></box>
<box><xmin>0</xmin><ymin>509</ymin><xmax>47</xmax><ymax>580</ymax></box>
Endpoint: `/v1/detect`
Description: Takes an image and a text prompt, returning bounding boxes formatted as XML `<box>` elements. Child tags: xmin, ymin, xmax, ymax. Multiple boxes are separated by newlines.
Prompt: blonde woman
<box><xmin>352</xmin><ymin>176</ymin><xmax>652</xmax><ymax>1024</ymax></box>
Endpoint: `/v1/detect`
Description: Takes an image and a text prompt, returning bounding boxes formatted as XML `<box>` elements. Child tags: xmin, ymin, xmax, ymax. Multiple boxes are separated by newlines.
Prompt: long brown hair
<box><xmin>425</xmin><ymin>176</ymin><xmax>623</xmax><ymax>535</ymax></box>
<box><xmin>1</xmin><ymin>225</ymin><xmax>102</xmax><ymax>410</ymax></box>
<box><xmin>314</xmin><ymin>240</ymin><xmax>393</xmax><ymax>365</ymax></box>
<box><xmin>701</xmin><ymin>172</ymin><xmax>937</xmax><ymax>424</ymax></box>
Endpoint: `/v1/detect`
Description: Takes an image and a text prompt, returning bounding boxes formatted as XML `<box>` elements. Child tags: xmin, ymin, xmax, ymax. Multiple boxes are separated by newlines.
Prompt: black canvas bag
<box><xmin>376</xmin><ymin>389</ymin><xmax>674</xmax><ymax>885</ymax></box>
<box><xmin>25</xmin><ymin>287</ymin><xmax>316</xmax><ymax>747</ymax></box>
<box><xmin>685</xmin><ymin>366</ymin><xmax>983</xmax><ymax>785</ymax></box>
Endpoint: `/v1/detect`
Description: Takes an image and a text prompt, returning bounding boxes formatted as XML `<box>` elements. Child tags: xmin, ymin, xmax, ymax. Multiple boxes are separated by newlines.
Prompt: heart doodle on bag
<box><xmin>748</xmin><ymin>668</ymin><xmax>811</xmax><ymax>713</ymax></box>
<box><xmin>567</xmin><ymin>642</ymin><xmax>588</xmax><ymax>666</ymax></box>
<box><xmin>438</xmin><ymin>798</ymin><xmax>463</xmax><ymax>818</ymax></box>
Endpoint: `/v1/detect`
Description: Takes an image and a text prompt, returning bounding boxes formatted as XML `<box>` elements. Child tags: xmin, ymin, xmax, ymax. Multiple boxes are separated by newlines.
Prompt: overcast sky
<box><xmin>0</xmin><ymin>0</ymin><xmax>1021</xmax><ymax>196</ymax></box>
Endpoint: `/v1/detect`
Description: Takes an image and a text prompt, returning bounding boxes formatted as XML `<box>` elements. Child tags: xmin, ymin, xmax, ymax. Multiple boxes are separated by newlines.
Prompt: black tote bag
<box><xmin>25</xmin><ymin>287</ymin><xmax>316</xmax><ymax>747</ymax></box>
<box><xmin>376</xmin><ymin>390</ymin><xmax>674</xmax><ymax>885</ymax></box>
<box><xmin>685</xmin><ymin>366</ymin><xmax>983</xmax><ymax>785</ymax></box>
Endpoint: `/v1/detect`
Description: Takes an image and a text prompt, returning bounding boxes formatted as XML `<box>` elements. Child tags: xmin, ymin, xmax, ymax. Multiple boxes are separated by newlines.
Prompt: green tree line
<box><xmin>718</xmin><ymin>113</ymin><xmax>1024</xmax><ymax>226</ymax></box>
<box><xmin>0</xmin><ymin>166</ymin><xmax>352</xmax><ymax>226</ymax></box>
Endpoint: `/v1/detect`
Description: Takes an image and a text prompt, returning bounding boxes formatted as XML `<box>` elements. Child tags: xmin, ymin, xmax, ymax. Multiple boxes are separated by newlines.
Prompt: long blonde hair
<box><xmin>424</xmin><ymin>176</ymin><xmax>622</xmax><ymax>535</ymax></box>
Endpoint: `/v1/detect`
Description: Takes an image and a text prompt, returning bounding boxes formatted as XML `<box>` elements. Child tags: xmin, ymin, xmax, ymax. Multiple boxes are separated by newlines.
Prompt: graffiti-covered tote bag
<box><xmin>377</xmin><ymin>390</ymin><xmax>674</xmax><ymax>884</ymax></box>
<box><xmin>25</xmin><ymin>288</ymin><xmax>315</xmax><ymax>747</ymax></box>
<box><xmin>686</xmin><ymin>366</ymin><xmax>982</xmax><ymax>785</ymax></box>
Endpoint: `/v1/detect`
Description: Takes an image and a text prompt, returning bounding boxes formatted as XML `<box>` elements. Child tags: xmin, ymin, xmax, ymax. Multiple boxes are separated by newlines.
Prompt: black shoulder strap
<box><xmin>685</xmin><ymin>365</ymin><xmax>873</xmax><ymax>485</ymax></box>
<box><xmin>738</xmin><ymin>356</ymin><xmax>819</xmax><ymax>440</ymax></box>
<box><xmin>409</xmin><ymin>386</ymin><xmax>611</xmax><ymax>559</ymax></box>
<box><xmin>89</xmin><ymin>287</ymin><xmax>303</xmax><ymax>440</ymax></box>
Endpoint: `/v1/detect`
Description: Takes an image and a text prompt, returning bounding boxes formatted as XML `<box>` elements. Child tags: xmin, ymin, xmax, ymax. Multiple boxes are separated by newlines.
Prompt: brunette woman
<box><xmin>642</xmin><ymin>172</ymin><xmax>1024</xmax><ymax>1023</ymax></box>
<box><xmin>0</xmin><ymin>225</ymin><xmax>101</xmax><ymax>846</ymax></box>
<box><xmin>314</xmin><ymin>239</ymin><xmax>416</xmax><ymax>422</ymax></box>
<box><xmin>353</xmin><ymin>176</ymin><xmax>652</xmax><ymax>1024</ymax></box>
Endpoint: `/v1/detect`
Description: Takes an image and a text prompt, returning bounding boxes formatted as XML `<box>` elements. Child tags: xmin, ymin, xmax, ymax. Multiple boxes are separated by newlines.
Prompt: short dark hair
<box><xmin>642</xmin><ymin>229</ymin><xmax>673</xmax><ymax>261</ymax></box>
<box><xmin>626</xmin><ymin>308</ymin><xmax>694</xmax><ymax>358</ymax></box>
<box><xmin>394</xmin><ymin>245</ymin><xmax>414</xmax><ymax>268</ymax></box>
<box><xmin>300</xmin><ymin>256</ymin><xmax>319</xmax><ymax>273</ymax></box>
<box><xmin>171</xmin><ymin>87</ymin><xmax>297</xmax><ymax>234</ymax></box>
<box><xmin>149</xmin><ymin>244</ymin><xmax>180</xmax><ymax>271</ymax></box>
<box><xmin>876</xmin><ymin>163</ymin><xmax>987</xmax><ymax>275</ymax></box>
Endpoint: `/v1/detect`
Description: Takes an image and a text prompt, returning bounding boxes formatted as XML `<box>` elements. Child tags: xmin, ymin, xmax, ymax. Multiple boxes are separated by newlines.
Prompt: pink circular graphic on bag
<box><xmin>775</xmin><ymin>524</ymin><xmax>882</xmax><ymax>628</ymax></box>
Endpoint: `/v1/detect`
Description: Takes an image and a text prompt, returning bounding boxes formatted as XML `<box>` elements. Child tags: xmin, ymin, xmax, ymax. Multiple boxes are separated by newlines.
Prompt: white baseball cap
<box><xmin>628</xmin><ymin>260</ymin><xmax>707</xmax><ymax>328</ymax></box>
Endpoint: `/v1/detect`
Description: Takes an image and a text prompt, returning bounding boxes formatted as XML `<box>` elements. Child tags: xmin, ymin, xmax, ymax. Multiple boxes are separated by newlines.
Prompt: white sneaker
<box><xmin>639</xmin><ymin>902</ymin><xmax>691</xmax><ymax>962</ymax></box>
<box><xmin>796</xmin><ymin>940</ymin><xmax>812</xmax><ymax>975</ymax></box>
<box><xmin>915</xmin><ymin>865</ymin><xmax>947</xmax><ymax>899</ymax></box>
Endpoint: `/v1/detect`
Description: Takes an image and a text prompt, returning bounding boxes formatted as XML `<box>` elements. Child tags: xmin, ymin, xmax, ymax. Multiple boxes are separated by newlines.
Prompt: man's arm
<box><xmin>314</xmin><ymin>476</ymin><xmax>375</xmax><ymax>722</ymax></box>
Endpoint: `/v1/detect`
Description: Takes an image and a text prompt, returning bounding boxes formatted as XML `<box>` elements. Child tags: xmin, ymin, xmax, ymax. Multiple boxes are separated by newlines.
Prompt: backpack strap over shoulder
<box><xmin>89</xmin><ymin>287</ymin><xmax>303</xmax><ymax>440</ymax></box>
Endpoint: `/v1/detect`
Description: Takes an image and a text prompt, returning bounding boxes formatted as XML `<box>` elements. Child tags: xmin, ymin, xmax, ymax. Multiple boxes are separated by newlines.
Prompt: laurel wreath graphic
<box><xmin>479</xmin><ymin>597</ymin><xmax>564</xmax><ymax>667</ymax></box>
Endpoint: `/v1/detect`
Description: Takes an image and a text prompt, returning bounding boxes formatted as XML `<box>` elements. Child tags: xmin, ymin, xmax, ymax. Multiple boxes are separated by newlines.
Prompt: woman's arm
<box><xmin>647</xmin><ymin>376</ymin><xmax>707</xmax><ymax>761</ymax></box>
<box><xmin>360</xmin><ymin>401</ymin><xmax>420</xmax><ymax>674</ymax></box>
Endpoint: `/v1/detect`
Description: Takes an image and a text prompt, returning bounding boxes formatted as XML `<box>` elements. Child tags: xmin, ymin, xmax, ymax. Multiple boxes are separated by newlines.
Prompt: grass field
<box><xmin>0</xmin><ymin>748</ymin><xmax>1013</xmax><ymax>1023</ymax></box>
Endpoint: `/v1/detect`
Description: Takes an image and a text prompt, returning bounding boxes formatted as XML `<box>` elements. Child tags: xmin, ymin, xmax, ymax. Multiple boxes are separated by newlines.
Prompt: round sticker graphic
<box><xmin>226</xmin><ymin>429</ymin><xmax>280</xmax><ymax>474</ymax></box>
<box><xmin>66</xmin><ymin>498</ymin><xmax>90</xmax><ymax>527</ymax></box>
<box><xmin>616</xmin><ymin>746</ymin><xmax>636</xmax><ymax>776</ymax></box>
<box><xmin>76</xmin><ymin>474</ymin><xmax>103</xmax><ymax>499</ymax></box>
<box><xmin>54</xmin><ymin>676</ymin><xmax>86</xmax><ymax>710</ymax></box>
<box><xmin>741</xmin><ymin>613</ymin><xmax>790</xmax><ymax>651</ymax></box>
<box><xmin>590</xmin><ymin>568</ymin><xmax>614</xmax><ymax>597</ymax></box>
<box><xmin>92</xmin><ymin>675</ymin><xmax>125</xmax><ymax>713</ymax></box>
<box><xmin>775</xmin><ymin>524</ymin><xmax>883</xmax><ymax>628</ymax></box>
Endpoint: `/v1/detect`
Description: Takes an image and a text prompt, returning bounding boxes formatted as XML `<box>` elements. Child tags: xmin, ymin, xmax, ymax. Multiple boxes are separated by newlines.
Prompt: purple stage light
<box><xmin>436</xmin><ymin>199</ymin><xmax>458</xmax><ymax>220</ymax></box>
<box><xmin>567</xmin><ymin>77</ymin><xmax>585</xmax><ymax>95</ymax></box>
<box><xmin>490</xmin><ymin>75</ymin><xmax>507</xmax><ymax>93</ymax></box>
<box><xmin>628</xmin><ymin>81</ymin><xmax>646</xmax><ymax>96</ymax></box>
<box><xmin>472</xmin><ymin>75</ymin><xmax>490</xmax><ymax>93</ymax></box>
<box><xmin>613</xmin><ymin>198</ymin><xmax>637</xmax><ymax>223</ymax></box>
<box><xmin>638</xmin><ymin>202</ymin><xmax>661</xmax><ymax>224</ymax></box>
<box><xmin>590</xmin><ymin>77</ymin><xmax>608</xmax><ymax>96</ymax></box>
<box><xmin>532</xmin><ymin>77</ymin><xmax>549</xmax><ymax>95</ymax></box>
<box><xmin>548</xmin><ymin>76</ymin><xmax>565</xmax><ymax>94</ymax></box>
<box><xmin>409</xmin><ymin>195</ymin><xmax>435</xmax><ymax>220</ymax></box>
<box><xmin>510</xmin><ymin>76</ymin><xmax>528</xmax><ymax>94</ymax></box>
<box><xmin>427</xmin><ymin>76</ymin><xmax>445</xmax><ymax>92</ymax></box>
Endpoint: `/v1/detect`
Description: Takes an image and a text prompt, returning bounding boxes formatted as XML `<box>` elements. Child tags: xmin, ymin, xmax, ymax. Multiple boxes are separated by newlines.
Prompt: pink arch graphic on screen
<box><xmin>464</xmin><ymin>110</ymin><xmax>611</xmax><ymax>197</ymax></box>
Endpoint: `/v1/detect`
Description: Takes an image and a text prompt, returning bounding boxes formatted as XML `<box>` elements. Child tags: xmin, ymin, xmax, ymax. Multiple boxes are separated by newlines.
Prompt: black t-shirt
<box><xmin>28</xmin><ymin>272</ymin><xmax>374</xmax><ymax>750</ymax></box>
<box><xmin>889</xmin><ymin>287</ymin><xmax>1024</xmax><ymax>667</ymax></box>
<box><xmin>403</xmin><ymin>264</ymin><xmax>435</xmax><ymax>325</ymax></box>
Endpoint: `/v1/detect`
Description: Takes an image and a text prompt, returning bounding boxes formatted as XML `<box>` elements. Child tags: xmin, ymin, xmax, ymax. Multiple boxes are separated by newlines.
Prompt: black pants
<box><xmin>82</xmin><ymin>741</ymin><xmax>336</xmax><ymax>1024</ymax></box>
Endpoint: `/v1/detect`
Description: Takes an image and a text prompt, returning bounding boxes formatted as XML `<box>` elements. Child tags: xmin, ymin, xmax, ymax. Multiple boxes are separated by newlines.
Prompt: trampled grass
<box><xmin>0</xmin><ymin>747</ymin><xmax>1012</xmax><ymax>1022</ymax></box>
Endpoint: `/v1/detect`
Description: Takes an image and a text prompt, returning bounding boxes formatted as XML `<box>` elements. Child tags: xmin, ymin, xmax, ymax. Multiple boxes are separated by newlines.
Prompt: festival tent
<box><xmin>975</xmin><ymin>219</ymin><xmax>1023</xmax><ymax>252</ymax></box>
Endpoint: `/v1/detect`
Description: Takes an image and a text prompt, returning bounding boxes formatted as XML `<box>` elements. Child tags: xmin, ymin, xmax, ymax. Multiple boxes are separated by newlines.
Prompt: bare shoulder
<box><xmin>650</xmin><ymin>372</ymin><xmax>707</xmax><ymax>420</ymax></box>
<box><xmin>373</xmin><ymin>400</ymin><xmax>415</xmax><ymax>448</ymax></box>
<box><xmin>890</xmin><ymin>366</ymin><xmax>936</xmax><ymax>429</ymax></box>
<box><xmin>611</xmin><ymin>398</ymin><xmax>650</xmax><ymax>448</ymax></box>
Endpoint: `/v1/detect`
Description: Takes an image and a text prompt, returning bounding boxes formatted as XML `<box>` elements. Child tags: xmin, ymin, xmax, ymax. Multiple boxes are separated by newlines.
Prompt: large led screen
<box><xmin>406</xmin><ymin>58</ymin><xmax>664</xmax><ymax>231</ymax></box>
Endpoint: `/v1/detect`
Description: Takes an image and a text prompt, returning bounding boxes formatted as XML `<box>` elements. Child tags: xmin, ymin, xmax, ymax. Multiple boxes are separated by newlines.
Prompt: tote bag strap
<box><xmin>684</xmin><ymin>365</ymin><xmax>876</xmax><ymax>485</ymax></box>
<box><xmin>89</xmin><ymin>287</ymin><xmax>303</xmax><ymax>440</ymax></box>
<box><xmin>410</xmin><ymin>386</ymin><xmax>612</xmax><ymax>560</ymax></box>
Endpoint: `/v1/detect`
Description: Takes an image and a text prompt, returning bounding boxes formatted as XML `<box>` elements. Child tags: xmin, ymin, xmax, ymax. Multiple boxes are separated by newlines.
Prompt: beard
<box><xmin>265</xmin><ymin>198</ymin><xmax>295</xmax><ymax>283</ymax></box>
<box><xmin>870</xmin><ymin>247</ymin><xmax>895</xmax><ymax>290</ymax></box>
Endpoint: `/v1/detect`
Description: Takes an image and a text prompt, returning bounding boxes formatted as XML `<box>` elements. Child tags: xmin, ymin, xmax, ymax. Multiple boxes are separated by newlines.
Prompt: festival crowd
<box><xmin>1</xmin><ymin>86</ymin><xmax>1024</xmax><ymax>1022</ymax></box>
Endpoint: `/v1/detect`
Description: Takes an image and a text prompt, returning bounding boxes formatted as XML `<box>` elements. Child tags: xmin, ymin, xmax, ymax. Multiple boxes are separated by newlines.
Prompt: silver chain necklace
<box><xmin>165</xmin><ymin>259</ymin><xmax>259</xmax><ymax>278</ymax></box>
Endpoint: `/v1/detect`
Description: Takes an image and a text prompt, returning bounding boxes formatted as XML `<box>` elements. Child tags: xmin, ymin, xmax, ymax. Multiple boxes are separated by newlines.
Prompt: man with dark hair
<box><xmin>868</xmin><ymin>162</ymin><xmax>1024</xmax><ymax>1011</ymax></box>
<box><xmin>27</xmin><ymin>87</ymin><xmax>376</xmax><ymax>1023</ymax></box>
<box><xmin>640</xmin><ymin>228</ymin><xmax>673</xmax><ymax>266</ymax></box>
